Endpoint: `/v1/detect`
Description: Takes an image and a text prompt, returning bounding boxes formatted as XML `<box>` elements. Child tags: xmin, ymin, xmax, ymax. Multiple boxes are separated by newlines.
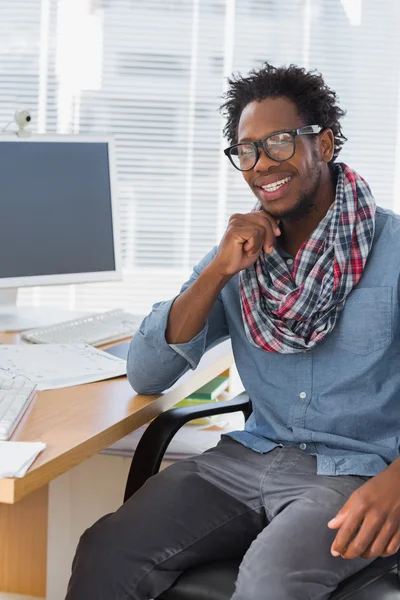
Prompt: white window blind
<box><xmin>1</xmin><ymin>0</ymin><xmax>399</xmax><ymax>314</ymax></box>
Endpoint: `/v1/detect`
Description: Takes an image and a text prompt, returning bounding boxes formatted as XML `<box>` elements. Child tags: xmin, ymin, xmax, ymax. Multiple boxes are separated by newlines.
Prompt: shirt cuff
<box><xmin>169</xmin><ymin>323</ymin><xmax>209</xmax><ymax>369</ymax></box>
<box><xmin>140</xmin><ymin>296</ymin><xmax>209</xmax><ymax>370</ymax></box>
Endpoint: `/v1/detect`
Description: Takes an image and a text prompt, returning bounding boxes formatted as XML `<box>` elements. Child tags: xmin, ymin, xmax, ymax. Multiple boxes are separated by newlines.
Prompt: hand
<box><xmin>213</xmin><ymin>210</ymin><xmax>281</xmax><ymax>277</ymax></box>
<box><xmin>328</xmin><ymin>464</ymin><xmax>400</xmax><ymax>560</ymax></box>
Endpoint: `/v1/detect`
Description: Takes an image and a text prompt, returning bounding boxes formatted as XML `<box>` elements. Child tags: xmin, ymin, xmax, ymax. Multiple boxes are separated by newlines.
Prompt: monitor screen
<box><xmin>0</xmin><ymin>138</ymin><xmax>117</xmax><ymax>283</ymax></box>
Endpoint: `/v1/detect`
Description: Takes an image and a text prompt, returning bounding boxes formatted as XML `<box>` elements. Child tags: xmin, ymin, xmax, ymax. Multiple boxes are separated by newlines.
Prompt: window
<box><xmin>1</xmin><ymin>0</ymin><xmax>398</xmax><ymax>314</ymax></box>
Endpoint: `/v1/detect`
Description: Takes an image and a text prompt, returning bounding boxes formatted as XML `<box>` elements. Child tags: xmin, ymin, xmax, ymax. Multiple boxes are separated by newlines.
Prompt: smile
<box><xmin>261</xmin><ymin>176</ymin><xmax>292</xmax><ymax>192</ymax></box>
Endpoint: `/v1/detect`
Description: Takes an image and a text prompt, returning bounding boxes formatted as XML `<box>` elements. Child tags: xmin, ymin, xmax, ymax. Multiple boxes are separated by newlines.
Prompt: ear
<box><xmin>319</xmin><ymin>128</ymin><xmax>335</xmax><ymax>163</ymax></box>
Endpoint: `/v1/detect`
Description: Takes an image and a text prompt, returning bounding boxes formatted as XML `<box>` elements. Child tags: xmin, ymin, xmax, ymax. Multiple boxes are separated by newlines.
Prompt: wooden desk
<box><xmin>0</xmin><ymin>333</ymin><xmax>234</xmax><ymax>598</ymax></box>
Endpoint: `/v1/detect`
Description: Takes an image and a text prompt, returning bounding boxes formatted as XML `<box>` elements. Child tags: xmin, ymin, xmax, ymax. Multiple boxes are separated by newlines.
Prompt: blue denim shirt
<box><xmin>127</xmin><ymin>206</ymin><xmax>400</xmax><ymax>477</ymax></box>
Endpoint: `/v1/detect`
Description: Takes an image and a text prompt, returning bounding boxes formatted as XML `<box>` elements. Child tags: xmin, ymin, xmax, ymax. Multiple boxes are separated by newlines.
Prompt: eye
<box><xmin>237</xmin><ymin>144</ymin><xmax>254</xmax><ymax>157</ymax></box>
<box><xmin>267</xmin><ymin>132</ymin><xmax>293</xmax><ymax>146</ymax></box>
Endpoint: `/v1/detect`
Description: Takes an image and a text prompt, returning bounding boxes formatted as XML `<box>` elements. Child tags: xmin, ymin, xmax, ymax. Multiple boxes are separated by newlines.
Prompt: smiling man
<box><xmin>66</xmin><ymin>64</ymin><xmax>400</xmax><ymax>600</ymax></box>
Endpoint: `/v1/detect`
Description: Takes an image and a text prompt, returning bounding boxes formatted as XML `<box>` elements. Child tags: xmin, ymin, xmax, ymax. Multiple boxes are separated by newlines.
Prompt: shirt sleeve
<box><xmin>126</xmin><ymin>247</ymin><xmax>229</xmax><ymax>394</ymax></box>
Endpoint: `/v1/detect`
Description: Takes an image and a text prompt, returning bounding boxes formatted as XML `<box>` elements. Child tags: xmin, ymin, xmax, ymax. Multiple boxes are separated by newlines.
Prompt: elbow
<box><xmin>126</xmin><ymin>357</ymin><xmax>163</xmax><ymax>395</ymax></box>
<box><xmin>126</xmin><ymin>330</ymin><xmax>190</xmax><ymax>395</ymax></box>
<box><xmin>127</xmin><ymin>372</ymin><xmax>165</xmax><ymax>395</ymax></box>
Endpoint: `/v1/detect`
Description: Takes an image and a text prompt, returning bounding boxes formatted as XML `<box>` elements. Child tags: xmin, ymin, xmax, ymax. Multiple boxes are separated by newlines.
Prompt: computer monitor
<box><xmin>0</xmin><ymin>135</ymin><xmax>121</xmax><ymax>331</ymax></box>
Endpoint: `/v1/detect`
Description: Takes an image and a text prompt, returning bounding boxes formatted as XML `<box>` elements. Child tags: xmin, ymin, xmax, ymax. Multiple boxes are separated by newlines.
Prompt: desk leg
<box><xmin>0</xmin><ymin>486</ymin><xmax>48</xmax><ymax>597</ymax></box>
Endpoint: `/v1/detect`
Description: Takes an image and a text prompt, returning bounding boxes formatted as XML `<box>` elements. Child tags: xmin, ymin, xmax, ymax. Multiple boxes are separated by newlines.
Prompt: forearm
<box><xmin>127</xmin><ymin>248</ymin><xmax>231</xmax><ymax>394</ymax></box>
<box><xmin>387</xmin><ymin>455</ymin><xmax>400</xmax><ymax>475</ymax></box>
<box><xmin>166</xmin><ymin>259</ymin><xmax>231</xmax><ymax>344</ymax></box>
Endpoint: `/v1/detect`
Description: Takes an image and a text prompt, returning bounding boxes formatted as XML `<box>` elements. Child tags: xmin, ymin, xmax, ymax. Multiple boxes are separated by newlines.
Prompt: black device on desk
<box><xmin>104</xmin><ymin>342</ymin><xmax>130</xmax><ymax>361</ymax></box>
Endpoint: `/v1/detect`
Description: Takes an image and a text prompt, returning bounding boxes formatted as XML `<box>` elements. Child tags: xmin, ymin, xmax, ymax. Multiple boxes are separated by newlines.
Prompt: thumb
<box><xmin>327</xmin><ymin>507</ymin><xmax>349</xmax><ymax>529</ymax></box>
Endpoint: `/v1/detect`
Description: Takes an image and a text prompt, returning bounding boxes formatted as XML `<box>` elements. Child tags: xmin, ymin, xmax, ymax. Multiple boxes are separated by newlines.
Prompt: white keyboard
<box><xmin>0</xmin><ymin>372</ymin><xmax>37</xmax><ymax>441</ymax></box>
<box><xmin>21</xmin><ymin>309</ymin><xmax>142</xmax><ymax>347</ymax></box>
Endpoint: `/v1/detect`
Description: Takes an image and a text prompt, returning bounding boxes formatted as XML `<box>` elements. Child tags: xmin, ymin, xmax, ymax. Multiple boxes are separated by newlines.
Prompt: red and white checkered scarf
<box><xmin>239</xmin><ymin>163</ymin><xmax>376</xmax><ymax>353</ymax></box>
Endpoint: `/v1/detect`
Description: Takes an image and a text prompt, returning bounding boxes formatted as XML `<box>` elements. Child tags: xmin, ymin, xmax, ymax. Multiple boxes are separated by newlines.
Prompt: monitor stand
<box><xmin>0</xmin><ymin>288</ymin><xmax>88</xmax><ymax>332</ymax></box>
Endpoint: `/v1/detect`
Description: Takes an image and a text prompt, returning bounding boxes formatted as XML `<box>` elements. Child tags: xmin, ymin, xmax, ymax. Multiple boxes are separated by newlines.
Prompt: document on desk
<box><xmin>0</xmin><ymin>343</ymin><xmax>127</xmax><ymax>390</ymax></box>
<box><xmin>0</xmin><ymin>441</ymin><xmax>46</xmax><ymax>478</ymax></box>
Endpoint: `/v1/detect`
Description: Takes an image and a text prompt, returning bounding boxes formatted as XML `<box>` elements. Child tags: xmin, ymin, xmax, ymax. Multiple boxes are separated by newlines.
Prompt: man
<box><xmin>66</xmin><ymin>63</ymin><xmax>400</xmax><ymax>600</ymax></box>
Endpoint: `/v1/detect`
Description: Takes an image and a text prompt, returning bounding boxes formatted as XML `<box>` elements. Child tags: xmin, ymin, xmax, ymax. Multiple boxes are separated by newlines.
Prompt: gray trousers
<box><xmin>66</xmin><ymin>437</ymin><xmax>376</xmax><ymax>600</ymax></box>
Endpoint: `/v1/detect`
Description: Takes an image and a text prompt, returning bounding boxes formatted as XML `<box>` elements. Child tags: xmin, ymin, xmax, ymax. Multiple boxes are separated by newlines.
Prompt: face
<box><xmin>237</xmin><ymin>97</ymin><xmax>334</xmax><ymax>221</ymax></box>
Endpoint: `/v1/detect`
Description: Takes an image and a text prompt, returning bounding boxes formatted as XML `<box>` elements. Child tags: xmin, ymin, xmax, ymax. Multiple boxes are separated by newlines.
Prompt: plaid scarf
<box><xmin>239</xmin><ymin>163</ymin><xmax>376</xmax><ymax>353</ymax></box>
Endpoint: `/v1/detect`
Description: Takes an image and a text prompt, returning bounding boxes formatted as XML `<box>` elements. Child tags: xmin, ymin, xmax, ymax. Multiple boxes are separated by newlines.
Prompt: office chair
<box><xmin>124</xmin><ymin>393</ymin><xmax>400</xmax><ymax>600</ymax></box>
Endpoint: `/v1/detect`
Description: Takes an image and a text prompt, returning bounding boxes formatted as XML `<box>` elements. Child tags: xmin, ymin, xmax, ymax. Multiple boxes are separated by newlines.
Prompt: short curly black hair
<box><xmin>220</xmin><ymin>63</ymin><xmax>347</xmax><ymax>163</ymax></box>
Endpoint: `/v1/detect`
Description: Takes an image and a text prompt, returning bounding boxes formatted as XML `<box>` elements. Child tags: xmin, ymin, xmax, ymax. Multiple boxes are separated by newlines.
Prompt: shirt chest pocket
<box><xmin>334</xmin><ymin>286</ymin><xmax>392</xmax><ymax>356</ymax></box>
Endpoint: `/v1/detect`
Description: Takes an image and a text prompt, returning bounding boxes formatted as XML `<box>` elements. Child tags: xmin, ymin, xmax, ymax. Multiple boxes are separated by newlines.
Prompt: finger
<box><xmin>231</xmin><ymin>215</ymin><xmax>276</xmax><ymax>254</ymax></box>
<box><xmin>243</xmin><ymin>238</ymin><xmax>252</xmax><ymax>252</ymax></box>
<box><xmin>328</xmin><ymin>507</ymin><xmax>349</xmax><ymax>530</ymax></box>
<box><xmin>243</xmin><ymin>235</ymin><xmax>261</xmax><ymax>254</ymax></box>
<box><xmin>255</xmin><ymin>210</ymin><xmax>281</xmax><ymax>235</ymax></box>
<box><xmin>361</xmin><ymin>523</ymin><xmax>400</xmax><ymax>559</ymax></box>
<box><xmin>250</xmin><ymin>208</ymin><xmax>281</xmax><ymax>235</ymax></box>
<box><xmin>254</xmin><ymin>223</ymin><xmax>275</xmax><ymax>254</ymax></box>
<box><xmin>331</xmin><ymin>511</ymin><xmax>365</xmax><ymax>557</ymax></box>
<box><xmin>381</xmin><ymin>531</ymin><xmax>400</xmax><ymax>557</ymax></box>
<box><xmin>340</xmin><ymin>514</ymin><xmax>385</xmax><ymax>560</ymax></box>
<box><xmin>260</xmin><ymin>225</ymin><xmax>276</xmax><ymax>254</ymax></box>
<box><xmin>235</xmin><ymin>212</ymin><xmax>278</xmax><ymax>247</ymax></box>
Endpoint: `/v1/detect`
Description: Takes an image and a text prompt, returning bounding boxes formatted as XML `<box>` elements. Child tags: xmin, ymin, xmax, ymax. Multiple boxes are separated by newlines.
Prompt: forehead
<box><xmin>237</xmin><ymin>97</ymin><xmax>304</xmax><ymax>141</ymax></box>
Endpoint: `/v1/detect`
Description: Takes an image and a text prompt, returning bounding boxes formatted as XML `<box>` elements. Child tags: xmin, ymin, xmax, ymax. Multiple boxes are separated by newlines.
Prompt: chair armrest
<box><xmin>123</xmin><ymin>392</ymin><xmax>251</xmax><ymax>502</ymax></box>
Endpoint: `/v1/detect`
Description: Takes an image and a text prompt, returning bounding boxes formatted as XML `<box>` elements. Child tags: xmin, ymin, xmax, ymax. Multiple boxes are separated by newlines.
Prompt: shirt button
<box><xmin>286</xmin><ymin>258</ymin><xmax>294</xmax><ymax>265</ymax></box>
<box><xmin>299</xmin><ymin>443</ymin><xmax>307</xmax><ymax>450</ymax></box>
<box><xmin>299</xmin><ymin>392</ymin><xmax>307</xmax><ymax>399</ymax></box>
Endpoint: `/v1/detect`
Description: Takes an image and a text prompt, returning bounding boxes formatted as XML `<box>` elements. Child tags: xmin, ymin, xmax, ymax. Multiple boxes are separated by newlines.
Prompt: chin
<box><xmin>260</xmin><ymin>194</ymin><xmax>299</xmax><ymax>219</ymax></box>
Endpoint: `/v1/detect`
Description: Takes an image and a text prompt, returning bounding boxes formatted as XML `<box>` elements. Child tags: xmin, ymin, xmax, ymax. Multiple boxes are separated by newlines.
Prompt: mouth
<box><xmin>256</xmin><ymin>175</ymin><xmax>293</xmax><ymax>202</ymax></box>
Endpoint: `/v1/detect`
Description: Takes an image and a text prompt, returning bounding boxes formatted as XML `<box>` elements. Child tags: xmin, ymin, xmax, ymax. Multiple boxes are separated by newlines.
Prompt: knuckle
<box><xmin>355</xmin><ymin>500</ymin><xmax>369</xmax><ymax>512</ymax></box>
<box><xmin>258</xmin><ymin>214</ymin><xmax>274</xmax><ymax>228</ymax></box>
<box><xmin>351</xmin><ymin>540</ymin><xmax>366</xmax><ymax>552</ymax></box>
<box><xmin>371</xmin><ymin>508</ymin><xmax>386</xmax><ymax>521</ymax></box>
<box><xmin>257</xmin><ymin>211</ymin><xmax>277</xmax><ymax>225</ymax></box>
<box><xmin>369</xmin><ymin>516</ymin><xmax>384</xmax><ymax>528</ymax></box>
<box><xmin>384</xmin><ymin>516</ymin><xmax>397</xmax><ymax>529</ymax></box>
<box><xmin>228</xmin><ymin>213</ymin><xmax>242</xmax><ymax>225</ymax></box>
<box><xmin>254</xmin><ymin>225</ymin><xmax>268</xmax><ymax>239</ymax></box>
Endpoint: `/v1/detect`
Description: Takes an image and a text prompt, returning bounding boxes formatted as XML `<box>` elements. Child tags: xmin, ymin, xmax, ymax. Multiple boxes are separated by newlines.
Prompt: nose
<box><xmin>254</xmin><ymin>147</ymin><xmax>281</xmax><ymax>172</ymax></box>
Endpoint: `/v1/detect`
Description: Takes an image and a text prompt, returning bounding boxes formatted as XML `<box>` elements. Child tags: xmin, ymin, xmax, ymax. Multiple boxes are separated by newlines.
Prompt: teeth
<box><xmin>262</xmin><ymin>176</ymin><xmax>291</xmax><ymax>192</ymax></box>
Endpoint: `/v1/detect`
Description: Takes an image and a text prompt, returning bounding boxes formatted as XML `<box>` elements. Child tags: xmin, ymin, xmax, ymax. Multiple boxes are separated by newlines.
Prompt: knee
<box><xmin>77</xmin><ymin>513</ymin><xmax>113</xmax><ymax>555</ymax></box>
<box><xmin>66</xmin><ymin>514</ymin><xmax>123</xmax><ymax>599</ymax></box>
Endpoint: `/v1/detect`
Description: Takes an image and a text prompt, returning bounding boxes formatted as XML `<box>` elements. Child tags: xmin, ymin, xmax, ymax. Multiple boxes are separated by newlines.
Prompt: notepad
<box><xmin>0</xmin><ymin>441</ymin><xmax>46</xmax><ymax>478</ymax></box>
<box><xmin>0</xmin><ymin>343</ymin><xmax>127</xmax><ymax>390</ymax></box>
<box><xmin>186</xmin><ymin>376</ymin><xmax>229</xmax><ymax>400</ymax></box>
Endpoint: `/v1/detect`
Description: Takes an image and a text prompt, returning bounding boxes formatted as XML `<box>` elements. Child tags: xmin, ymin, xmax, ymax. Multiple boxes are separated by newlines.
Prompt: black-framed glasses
<box><xmin>224</xmin><ymin>125</ymin><xmax>322</xmax><ymax>171</ymax></box>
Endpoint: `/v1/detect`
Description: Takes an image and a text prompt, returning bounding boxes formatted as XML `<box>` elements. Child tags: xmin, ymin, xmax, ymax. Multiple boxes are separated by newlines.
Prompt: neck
<box><xmin>279</xmin><ymin>166</ymin><xmax>336</xmax><ymax>257</ymax></box>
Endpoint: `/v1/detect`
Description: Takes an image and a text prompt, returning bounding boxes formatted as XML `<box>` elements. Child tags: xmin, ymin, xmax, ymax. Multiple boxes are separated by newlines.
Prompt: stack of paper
<box><xmin>0</xmin><ymin>343</ymin><xmax>127</xmax><ymax>390</ymax></box>
<box><xmin>0</xmin><ymin>441</ymin><xmax>46</xmax><ymax>478</ymax></box>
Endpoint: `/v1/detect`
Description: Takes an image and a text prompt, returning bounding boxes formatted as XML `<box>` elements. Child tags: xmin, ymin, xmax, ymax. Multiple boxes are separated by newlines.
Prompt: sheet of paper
<box><xmin>0</xmin><ymin>441</ymin><xmax>46</xmax><ymax>478</ymax></box>
<box><xmin>0</xmin><ymin>344</ymin><xmax>127</xmax><ymax>390</ymax></box>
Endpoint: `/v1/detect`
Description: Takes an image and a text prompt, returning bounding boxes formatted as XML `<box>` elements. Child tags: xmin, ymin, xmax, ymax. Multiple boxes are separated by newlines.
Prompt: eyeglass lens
<box><xmin>229</xmin><ymin>131</ymin><xmax>295</xmax><ymax>170</ymax></box>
